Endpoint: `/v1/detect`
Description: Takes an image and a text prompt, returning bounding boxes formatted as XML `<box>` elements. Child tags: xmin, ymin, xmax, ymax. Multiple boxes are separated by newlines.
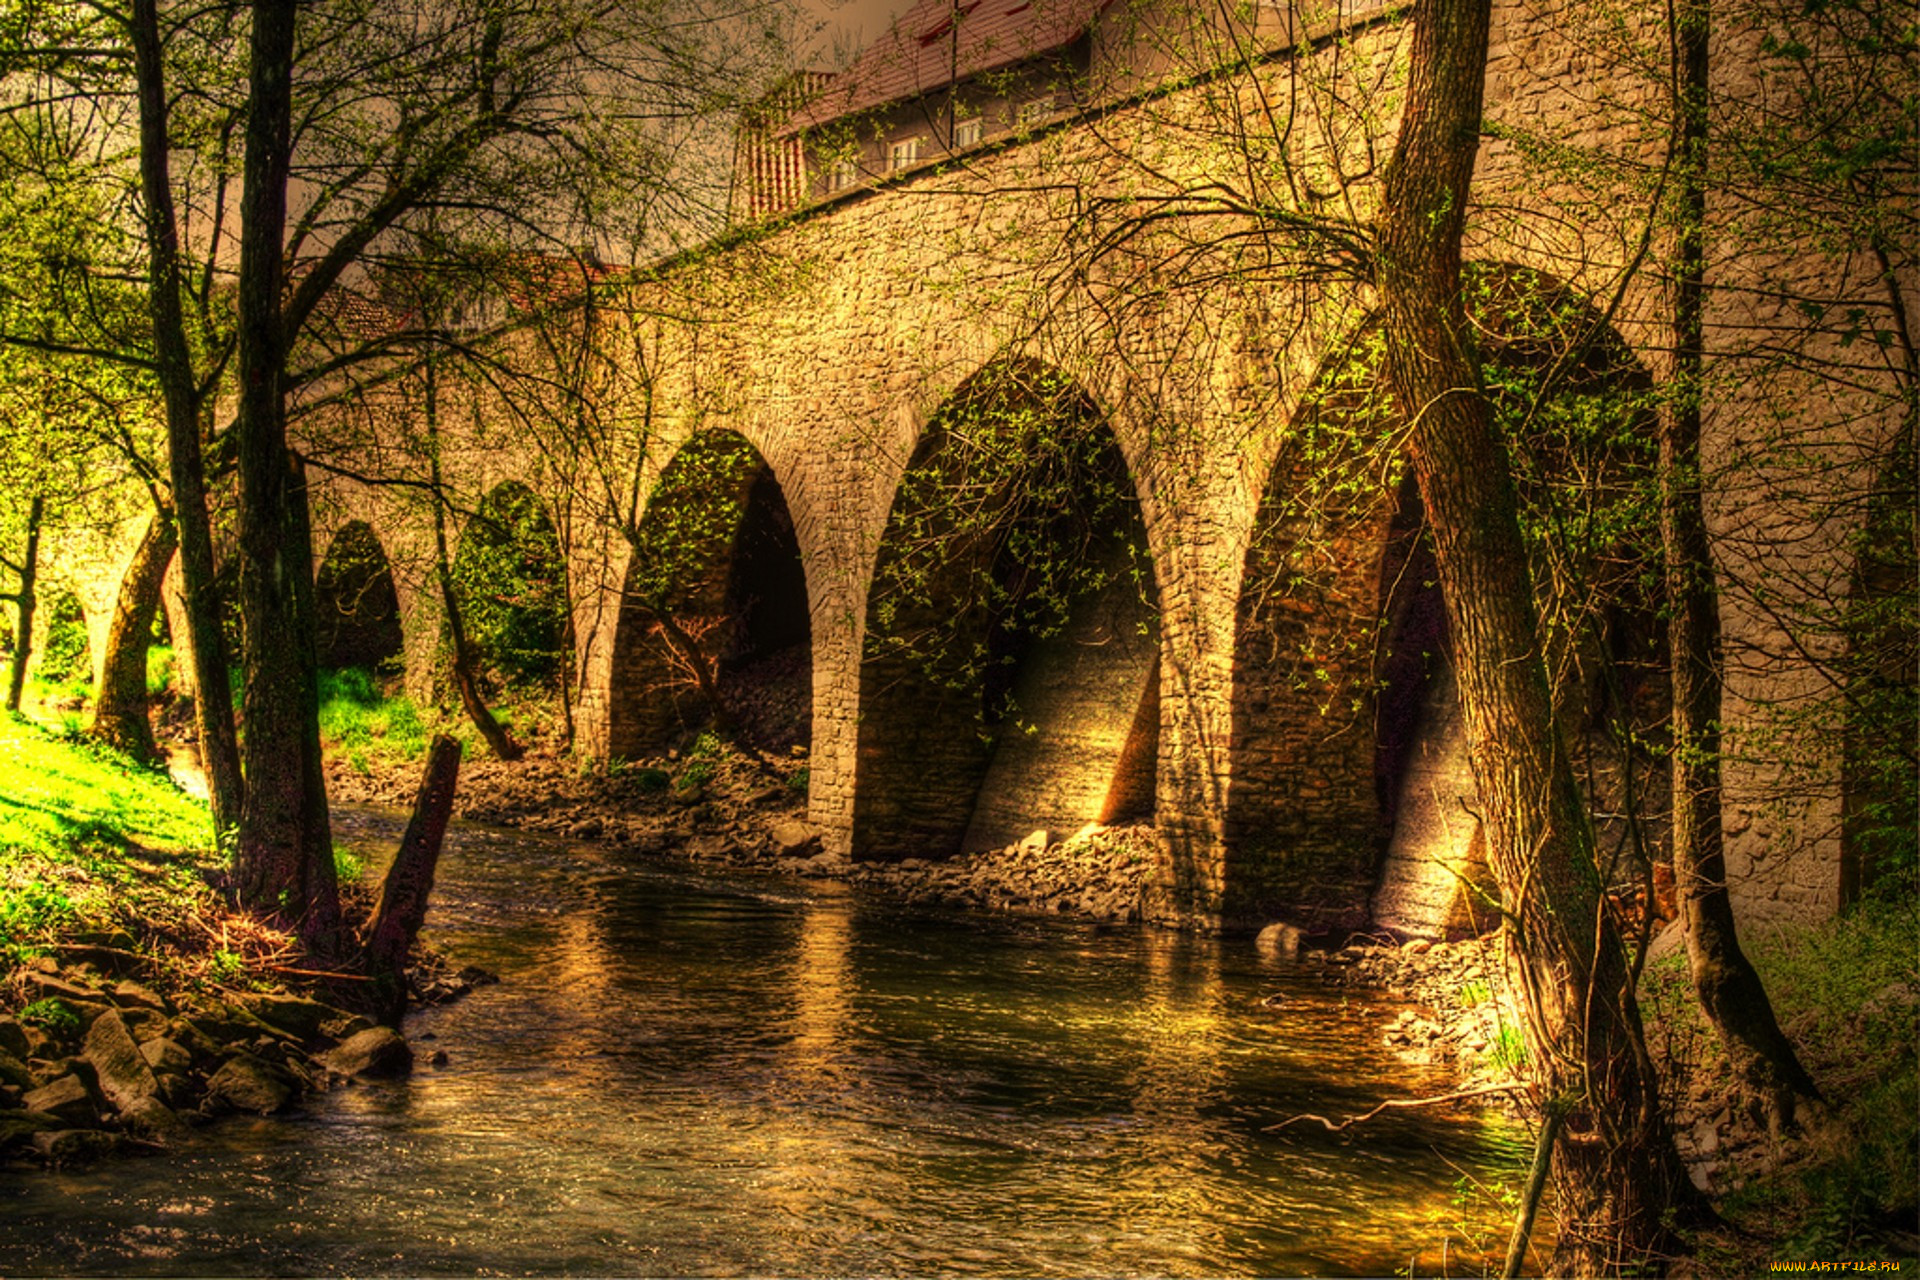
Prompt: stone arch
<box><xmin>449</xmin><ymin>480</ymin><xmax>570</xmax><ymax>695</ymax></box>
<box><xmin>1228</xmin><ymin>267</ymin><xmax>1668</xmax><ymax>935</ymax></box>
<box><xmin>313</xmin><ymin>521</ymin><xmax>404</xmax><ymax>673</ymax></box>
<box><xmin>852</xmin><ymin>357</ymin><xmax>1161</xmax><ymax>861</ymax></box>
<box><xmin>605</xmin><ymin>430</ymin><xmax>813</xmax><ymax>758</ymax></box>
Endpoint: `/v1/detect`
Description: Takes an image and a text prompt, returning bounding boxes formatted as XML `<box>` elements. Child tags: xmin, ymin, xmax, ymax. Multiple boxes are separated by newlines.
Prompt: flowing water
<box><xmin>0</xmin><ymin>810</ymin><xmax>1529</xmax><ymax>1276</ymax></box>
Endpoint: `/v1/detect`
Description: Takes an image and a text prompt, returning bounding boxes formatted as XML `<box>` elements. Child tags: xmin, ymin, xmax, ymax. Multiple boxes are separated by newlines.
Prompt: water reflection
<box><xmin>0</xmin><ymin>811</ymin><xmax>1528</xmax><ymax>1277</ymax></box>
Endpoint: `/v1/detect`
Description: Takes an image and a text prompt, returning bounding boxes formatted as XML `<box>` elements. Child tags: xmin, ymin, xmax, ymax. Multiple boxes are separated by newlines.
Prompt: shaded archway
<box><xmin>314</xmin><ymin>521</ymin><xmax>403</xmax><ymax>672</ymax></box>
<box><xmin>1229</xmin><ymin>269</ymin><xmax>1668</xmax><ymax>935</ymax></box>
<box><xmin>853</xmin><ymin>360</ymin><xmax>1159</xmax><ymax>861</ymax></box>
<box><xmin>606</xmin><ymin>431</ymin><xmax>812</xmax><ymax>757</ymax></box>
<box><xmin>449</xmin><ymin>482</ymin><xmax>569</xmax><ymax>695</ymax></box>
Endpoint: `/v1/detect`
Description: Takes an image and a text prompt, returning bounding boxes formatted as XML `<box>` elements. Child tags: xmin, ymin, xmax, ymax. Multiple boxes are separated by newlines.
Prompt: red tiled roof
<box><xmin>778</xmin><ymin>0</ymin><xmax>1111</xmax><ymax>135</ymax></box>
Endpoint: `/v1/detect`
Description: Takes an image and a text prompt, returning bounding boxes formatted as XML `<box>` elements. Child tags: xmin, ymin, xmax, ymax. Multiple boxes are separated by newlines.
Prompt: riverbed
<box><xmin>0</xmin><ymin>808</ymin><xmax>1529</xmax><ymax>1276</ymax></box>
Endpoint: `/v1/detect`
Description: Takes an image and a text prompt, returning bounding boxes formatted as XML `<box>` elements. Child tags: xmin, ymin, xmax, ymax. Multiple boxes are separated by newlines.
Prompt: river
<box><xmin>0</xmin><ymin>808</ymin><xmax>1528</xmax><ymax>1276</ymax></box>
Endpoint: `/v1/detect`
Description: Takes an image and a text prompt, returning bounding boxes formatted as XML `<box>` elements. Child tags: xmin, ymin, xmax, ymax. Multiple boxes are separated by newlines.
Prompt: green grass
<box><xmin>1648</xmin><ymin>893</ymin><xmax>1920</xmax><ymax>1262</ymax></box>
<box><xmin>317</xmin><ymin>667</ymin><xmax>434</xmax><ymax>770</ymax></box>
<box><xmin>0</xmin><ymin>711</ymin><xmax>215</xmax><ymax>968</ymax></box>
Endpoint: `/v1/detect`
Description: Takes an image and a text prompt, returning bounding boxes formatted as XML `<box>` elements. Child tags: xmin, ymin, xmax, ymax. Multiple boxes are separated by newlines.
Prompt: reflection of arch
<box><xmin>853</xmin><ymin>359</ymin><xmax>1159</xmax><ymax>861</ymax></box>
<box><xmin>606</xmin><ymin>431</ymin><xmax>812</xmax><ymax>757</ymax></box>
<box><xmin>450</xmin><ymin>481</ymin><xmax>568</xmax><ymax>691</ymax></box>
<box><xmin>1228</xmin><ymin>268</ymin><xmax>1667</xmax><ymax>934</ymax></box>
<box><xmin>314</xmin><ymin>521</ymin><xmax>403</xmax><ymax>671</ymax></box>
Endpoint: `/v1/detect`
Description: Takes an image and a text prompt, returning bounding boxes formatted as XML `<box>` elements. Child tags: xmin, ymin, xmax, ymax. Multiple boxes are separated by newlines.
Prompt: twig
<box><xmin>263</xmin><ymin>965</ymin><xmax>374</xmax><ymax>982</ymax></box>
<box><xmin>1265</xmin><ymin>1081</ymin><xmax>1526</xmax><ymax>1133</ymax></box>
<box><xmin>1503</xmin><ymin>1101</ymin><xmax>1566</xmax><ymax>1278</ymax></box>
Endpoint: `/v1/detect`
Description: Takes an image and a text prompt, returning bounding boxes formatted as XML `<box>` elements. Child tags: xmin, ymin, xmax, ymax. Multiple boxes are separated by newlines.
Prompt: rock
<box><xmin>82</xmin><ymin>1010</ymin><xmax>160</xmax><ymax>1113</ymax></box>
<box><xmin>570</xmin><ymin>817</ymin><xmax>604</xmax><ymax>839</ymax></box>
<box><xmin>0</xmin><ymin>1017</ymin><xmax>30</xmax><ymax>1060</ymax></box>
<box><xmin>22</xmin><ymin>1074</ymin><xmax>97</xmax><ymax>1126</ymax></box>
<box><xmin>0</xmin><ymin>1049</ymin><xmax>32</xmax><ymax>1091</ymax></box>
<box><xmin>206</xmin><ymin>1053</ymin><xmax>294</xmax><ymax>1114</ymax></box>
<box><xmin>0</xmin><ymin>1110</ymin><xmax>62</xmax><ymax>1151</ymax></box>
<box><xmin>236</xmin><ymin>993</ymin><xmax>348</xmax><ymax>1042</ymax></box>
<box><xmin>153</xmin><ymin>1073</ymin><xmax>194</xmax><ymax>1111</ymax></box>
<box><xmin>1256</xmin><ymin>922</ymin><xmax>1303</xmax><ymax>961</ymax></box>
<box><xmin>108</xmin><ymin>981</ymin><xmax>169</xmax><ymax>1014</ymax></box>
<box><xmin>1019</xmin><ymin>830</ymin><xmax>1051</xmax><ymax>854</ymax></box>
<box><xmin>121</xmin><ymin>1007</ymin><xmax>168</xmax><ymax>1042</ymax></box>
<box><xmin>318</xmin><ymin>1011</ymin><xmax>374</xmax><ymax>1042</ymax></box>
<box><xmin>684</xmin><ymin>834</ymin><xmax>733</xmax><ymax>860</ymax></box>
<box><xmin>320</xmin><ymin>1027</ymin><xmax>413</xmax><ymax>1079</ymax></box>
<box><xmin>32</xmin><ymin>1128</ymin><xmax>129</xmax><ymax>1166</ymax></box>
<box><xmin>770</xmin><ymin>821</ymin><xmax>819</xmax><ymax>857</ymax></box>
<box><xmin>139</xmin><ymin>1037</ymin><xmax>193</xmax><ymax>1078</ymax></box>
<box><xmin>119</xmin><ymin>1095</ymin><xmax>190</xmax><ymax>1145</ymax></box>
<box><xmin>20</xmin><ymin>973</ymin><xmax>103</xmax><ymax>1005</ymax></box>
<box><xmin>1401</xmin><ymin>938</ymin><xmax>1433</xmax><ymax>956</ymax></box>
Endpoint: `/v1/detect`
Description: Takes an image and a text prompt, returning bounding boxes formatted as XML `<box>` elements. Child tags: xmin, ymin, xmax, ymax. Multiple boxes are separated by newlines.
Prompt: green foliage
<box><xmin>625</xmin><ymin>434</ymin><xmax>761</xmax><ymax>613</ymax></box>
<box><xmin>17</xmin><ymin>997</ymin><xmax>77</xmax><ymax>1034</ymax></box>
<box><xmin>632</xmin><ymin>767</ymin><xmax>671</xmax><ymax>793</ymax></box>
<box><xmin>450</xmin><ymin>484</ymin><xmax>569</xmax><ymax>692</ymax></box>
<box><xmin>865</xmin><ymin>360</ymin><xmax>1154</xmax><ymax>717</ymax></box>
<box><xmin>36</xmin><ymin>588</ymin><xmax>89</xmax><ymax>684</ymax></box>
<box><xmin>786</xmin><ymin>766</ymin><xmax>809</xmax><ymax>795</ymax></box>
<box><xmin>145</xmin><ymin>644</ymin><xmax>176</xmax><ymax>698</ymax></box>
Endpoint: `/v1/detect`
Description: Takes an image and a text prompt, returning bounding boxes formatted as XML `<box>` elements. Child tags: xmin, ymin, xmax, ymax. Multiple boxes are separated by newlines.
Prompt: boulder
<box><xmin>770</xmin><ymin>821</ymin><xmax>819</xmax><ymax>858</ymax></box>
<box><xmin>20</xmin><ymin>973</ymin><xmax>103</xmax><ymax>1005</ymax></box>
<box><xmin>32</xmin><ymin>1128</ymin><xmax>129</xmax><ymax>1166</ymax></box>
<box><xmin>235</xmin><ymin>993</ymin><xmax>347</xmax><ymax>1043</ymax></box>
<box><xmin>1018</xmin><ymin>830</ymin><xmax>1050</xmax><ymax>854</ymax></box>
<box><xmin>22</xmin><ymin>1074</ymin><xmax>97</xmax><ymax>1126</ymax></box>
<box><xmin>0</xmin><ymin>1110</ymin><xmax>62</xmax><ymax>1151</ymax></box>
<box><xmin>82</xmin><ymin>1009</ymin><xmax>160</xmax><ymax>1113</ymax></box>
<box><xmin>108</xmin><ymin>981</ymin><xmax>170</xmax><ymax>1014</ymax></box>
<box><xmin>206</xmin><ymin>1053</ymin><xmax>294</xmax><ymax>1114</ymax></box>
<box><xmin>0</xmin><ymin>1017</ymin><xmax>30</xmax><ymax>1060</ymax></box>
<box><xmin>118</xmin><ymin>1095</ymin><xmax>190</xmax><ymax>1145</ymax></box>
<box><xmin>1256</xmin><ymin>922</ymin><xmax>1303</xmax><ymax>961</ymax></box>
<box><xmin>137</xmin><ymin>1038</ymin><xmax>194</xmax><ymax>1078</ymax></box>
<box><xmin>320</xmin><ymin>1027</ymin><xmax>412</xmax><ymax>1079</ymax></box>
<box><xmin>0</xmin><ymin>1049</ymin><xmax>32</xmax><ymax>1091</ymax></box>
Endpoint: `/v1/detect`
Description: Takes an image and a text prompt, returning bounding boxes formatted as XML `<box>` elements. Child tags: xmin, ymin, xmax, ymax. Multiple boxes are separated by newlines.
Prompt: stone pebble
<box><xmin>1</xmin><ymin>960</ymin><xmax>414</xmax><ymax>1169</ymax></box>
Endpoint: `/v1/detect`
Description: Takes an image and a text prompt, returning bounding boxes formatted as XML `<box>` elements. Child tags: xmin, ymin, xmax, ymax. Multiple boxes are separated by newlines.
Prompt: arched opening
<box><xmin>35</xmin><ymin>587</ymin><xmax>92</xmax><ymax>690</ymax></box>
<box><xmin>314</xmin><ymin>521</ymin><xmax>403</xmax><ymax>673</ymax></box>
<box><xmin>853</xmin><ymin>359</ymin><xmax>1159</xmax><ymax>861</ymax></box>
<box><xmin>1230</xmin><ymin>269</ymin><xmax>1667</xmax><ymax>935</ymax></box>
<box><xmin>607</xmin><ymin>432</ymin><xmax>812</xmax><ymax>757</ymax></box>
<box><xmin>449</xmin><ymin>482</ymin><xmax>569</xmax><ymax>696</ymax></box>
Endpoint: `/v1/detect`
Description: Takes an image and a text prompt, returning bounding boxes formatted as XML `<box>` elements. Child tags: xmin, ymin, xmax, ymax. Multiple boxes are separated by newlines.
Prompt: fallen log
<box><xmin>363</xmin><ymin>733</ymin><xmax>462</xmax><ymax>1026</ymax></box>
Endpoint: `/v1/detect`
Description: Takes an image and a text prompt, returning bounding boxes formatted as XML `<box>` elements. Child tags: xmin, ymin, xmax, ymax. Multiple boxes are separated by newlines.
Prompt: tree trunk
<box><xmin>425</xmin><ymin>364</ymin><xmax>520</xmax><ymax>762</ymax></box>
<box><xmin>1663</xmin><ymin>0</ymin><xmax>1822</xmax><ymax>1140</ymax></box>
<box><xmin>88</xmin><ymin>511</ymin><xmax>177</xmax><ymax>762</ymax></box>
<box><xmin>232</xmin><ymin>0</ymin><xmax>340</xmax><ymax>947</ymax></box>
<box><xmin>1373</xmin><ymin>0</ymin><xmax>1701</xmax><ymax>1270</ymax></box>
<box><xmin>4</xmin><ymin>494</ymin><xmax>43</xmax><ymax>713</ymax></box>
<box><xmin>130</xmin><ymin>0</ymin><xmax>243</xmax><ymax>837</ymax></box>
<box><xmin>364</xmin><ymin>733</ymin><xmax>461</xmax><ymax>1026</ymax></box>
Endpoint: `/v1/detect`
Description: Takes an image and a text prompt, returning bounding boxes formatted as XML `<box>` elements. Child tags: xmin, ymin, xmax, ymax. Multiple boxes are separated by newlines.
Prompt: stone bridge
<box><xmin>53</xmin><ymin>0</ymin><xmax>1887</xmax><ymax>933</ymax></box>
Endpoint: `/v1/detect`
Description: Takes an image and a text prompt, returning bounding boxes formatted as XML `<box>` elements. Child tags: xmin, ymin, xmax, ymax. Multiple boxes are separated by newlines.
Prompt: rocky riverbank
<box><xmin>1</xmin><ymin>958</ymin><xmax>416</xmax><ymax>1169</ymax></box>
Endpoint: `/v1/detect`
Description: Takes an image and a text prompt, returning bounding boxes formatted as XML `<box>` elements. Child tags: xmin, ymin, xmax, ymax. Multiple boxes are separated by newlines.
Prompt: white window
<box><xmin>826</xmin><ymin>159</ymin><xmax>858</xmax><ymax>192</ymax></box>
<box><xmin>889</xmin><ymin>137</ymin><xmax>921</xmax><ymax>171</ymax></box>
<box><xmin>952</xmin><ymin>118</ymin><xmax>984</xmax><ymax>148</ymax></box>
<box><xmin>1017</xmin><ymin>96</ymin><xmax>1056</xmax><ymax>128</ymax></box>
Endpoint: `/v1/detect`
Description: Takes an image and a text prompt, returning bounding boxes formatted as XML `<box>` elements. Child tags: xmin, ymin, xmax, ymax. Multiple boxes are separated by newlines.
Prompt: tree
<box><xmin>1372</xmin><ymin>0</ymin><xmax>1701</xmax><ymax>1267</ymax></box>
<box><xmin>7</xmin><ymin>0</ymin><xmax>794</xmax><ymax>939</ymax></box>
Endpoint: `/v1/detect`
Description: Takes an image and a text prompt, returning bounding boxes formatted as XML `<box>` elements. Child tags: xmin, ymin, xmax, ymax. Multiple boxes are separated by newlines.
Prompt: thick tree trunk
<box><xmin>88</xmin><ymin>511</ymin><xmax>177</xmax><ymax>762</ymax></box>
<box><xmin>130</xmin><ymin>0</ymin><xmax>243</xmax><ymax>837</ymax></box>
<box><xmin>232</xmin><ymin>0</ymin><xmax>340</xmax><ymax>946</ymax></box>
<box><xmin>1373</xmin><ymin>0</ymin><xmax>1700</xmax><ymax>1271</ymax></box>
<box><xmin>4</xmin><ymin>494</ymin><xmax>43</xmax><ymax>713</ymax></box>
<box><xmin>364</xmin><ymin>733</ymin><xmax>461</xmax><ymax>1026</ymax></box>
<box><xmin>1663</xmin><ymin>0</ymin><xmax>1822</xmax><ymax>1140</ymax></box>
